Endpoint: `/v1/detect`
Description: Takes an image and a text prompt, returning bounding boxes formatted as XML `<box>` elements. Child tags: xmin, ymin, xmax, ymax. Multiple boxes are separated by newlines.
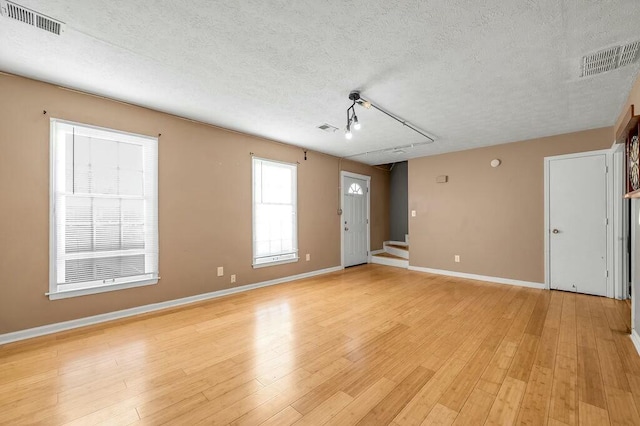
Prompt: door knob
<box><xmin>552</xmin><ymin>229</ymin><xmax>559</xmax><ymax>234</ymax></box>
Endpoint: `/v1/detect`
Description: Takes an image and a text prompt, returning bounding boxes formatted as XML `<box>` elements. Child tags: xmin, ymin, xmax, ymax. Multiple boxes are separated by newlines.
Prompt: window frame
<box><xmin>48</xmin><ymin>119</ymin><xmax>159</xmax><ymax>300</ymax></box>
<box><xmin>251</xmin><ymin>156</ymin><xmax>299</xmax><ymax>268</ymax></box>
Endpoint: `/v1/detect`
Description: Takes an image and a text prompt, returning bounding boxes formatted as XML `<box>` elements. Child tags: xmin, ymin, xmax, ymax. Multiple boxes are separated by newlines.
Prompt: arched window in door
<box><xmin>348</xmin><ymin>183</ymin><xmax>363</xmax><ymax>195</ymax></box>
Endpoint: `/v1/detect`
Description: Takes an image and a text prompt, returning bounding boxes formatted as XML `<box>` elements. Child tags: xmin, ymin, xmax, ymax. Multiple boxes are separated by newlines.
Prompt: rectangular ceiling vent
<box><xmin>581</xmin><ymin>41</ymin><xmax>640</xmax><ymax>77</ymax></box>
<box><xmin>0</xmin><ymin>1</ymin><xmax>64</xmax><ymax>35</ymax></box>
<box><xmin>581</xmin><ymin>46</ymin><xmax>620</xmax><ymax>77</ymax></box>
<box><xmin>619</xmin><ymin>41</ymin><xmax>640</xmax><ymax>67</ymax></box>
<box><xmin>317</xmin><ymin>123</ymin><xmax>339</xmax><ymax>133</ymax></box>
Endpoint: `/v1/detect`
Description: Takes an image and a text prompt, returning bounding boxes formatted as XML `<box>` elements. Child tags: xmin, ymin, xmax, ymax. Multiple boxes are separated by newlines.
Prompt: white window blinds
<box><xmin>252</xmin><ymin>157</ymin><xmax>298</xmax><ymax>267</ymax></box>
<box><xmin>50</xmin><ymin>120</ymin><xmax>158</xmax><ymax>298</ymax></box>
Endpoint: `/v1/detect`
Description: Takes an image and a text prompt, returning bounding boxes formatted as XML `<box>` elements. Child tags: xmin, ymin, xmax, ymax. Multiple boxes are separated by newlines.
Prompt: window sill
<box><xmin>47</xmin><ymin>278</ymin><xmax>158</xmax><ymax>300</ymax></box>
<box><xmin>252</xmin><ymin>257</ymin><xmax>299</xmax><ymax>269</ymax></box>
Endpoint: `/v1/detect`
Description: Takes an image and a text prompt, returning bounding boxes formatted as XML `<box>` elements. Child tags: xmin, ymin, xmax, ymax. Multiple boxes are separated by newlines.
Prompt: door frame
<box><xmin>340</xmin><ymin>171</ymin><xmax>371</xmax><ymax>268</ymax></box>
<box><xmin>612</xmin><ymin>142</ymin><xmax>631</xmax><ymax>300</ymax></box>
<box><xmin>544</xmin><ymin>149</ymin><xmax>614</xmax><ymax>296</ymax></box>
<box><xmin>631</xmin><ymin>199</ymin><xmax>637</xmax><ymax>334</ymax></box>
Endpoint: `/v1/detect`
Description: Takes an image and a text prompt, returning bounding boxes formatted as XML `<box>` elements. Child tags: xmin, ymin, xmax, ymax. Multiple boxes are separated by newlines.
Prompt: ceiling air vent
<box><xmin>619</xmin><ymin>41</ymin><xmax>640</xmax><ymax>67</ymax></box>
<box><xmin>581</xmin><ymin>41</ymin><xmax>640</xmax><ymax>77</ymax></box>
<box><xmin>317</xmin><ymin>123</ymin><xmax>339</xmax><ymax>133</ymax></box>
<box><xmin>0</xmin><ymin>1</ymin><xmax>64</xmax><ymax>35</ymax></box>
<box><xmin>581</xmin><ymin>46</ymin><xmax>620</xmax><ymax>77</ymax></box>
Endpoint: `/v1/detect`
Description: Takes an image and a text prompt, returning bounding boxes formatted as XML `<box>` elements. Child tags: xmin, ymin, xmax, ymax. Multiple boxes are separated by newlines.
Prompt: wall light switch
<box><xmin>217</xmin><ymin>266</ymin><xmax>224</xmax><ymax>276</ymax></box>
<box><xmin>411</xmin><ymin>210</ymin><xmax>416</xmax><ymax>217</ymax></box>
<box><xmin>454</xmin><ymin>255</ymin><xmax>460</xmax><ymax>263</ymax></box>
<box><xmin>231</xmin><ymin>274</ymin><xmax>236</xmax><ymax>283</ymax></box>
<box><xmin>306</xmin><ymin>253</ymin><xmax>310</xmax><ymax>261</ymax></box>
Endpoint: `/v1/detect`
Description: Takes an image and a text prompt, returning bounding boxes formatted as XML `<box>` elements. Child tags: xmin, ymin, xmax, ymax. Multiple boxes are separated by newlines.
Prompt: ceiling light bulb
<box><xmin>362</xmin><ymin>101</ymin><xmax>372</xmax><ymax>109</ymax></box>
<box><xmin>353</xmin><ymin>116</ymin><xmax>361</xmax><ymax>130</ymax></box>
<box><xmin>345</xmin><ymin>129</ymin><xmax>353</xmax><ymax>140</ymax></box>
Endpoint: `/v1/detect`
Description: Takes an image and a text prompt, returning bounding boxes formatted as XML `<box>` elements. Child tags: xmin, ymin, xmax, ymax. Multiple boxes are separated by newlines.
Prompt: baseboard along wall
<box><xmin>0</xmin><ymin>266</ymin><xmax>343</xmax><ymax>345</ymax></box>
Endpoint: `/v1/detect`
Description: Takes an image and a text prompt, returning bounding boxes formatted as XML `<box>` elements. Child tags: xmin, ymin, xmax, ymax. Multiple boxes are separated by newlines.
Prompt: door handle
<box><xmin>345</xmin><ymin>227</ymin><xmax>349</xmax><ymax>231</ymax></box>
<box><xmin>552</xmin><ymin>229</ymin><xmax>560</xmax><ymax>234</ymax></box>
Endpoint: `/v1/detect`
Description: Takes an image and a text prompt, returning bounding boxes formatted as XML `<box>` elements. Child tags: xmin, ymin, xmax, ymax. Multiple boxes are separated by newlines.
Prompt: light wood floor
<box><xmin>1</xmin><ymin>264</ymin><xmax>640</xmax><ymax>425</ymax></box>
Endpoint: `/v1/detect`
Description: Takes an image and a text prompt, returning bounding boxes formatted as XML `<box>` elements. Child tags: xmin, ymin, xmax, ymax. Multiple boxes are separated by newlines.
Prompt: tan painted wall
<box><xmin>408</xmin><ymin>128</ymin><xmax>612</xmax><ymax>283</ymax></box>
<box><xmin>0</xmin><ymin>74</ymin><xmax>389</xmax><ymax>334</ymax></box>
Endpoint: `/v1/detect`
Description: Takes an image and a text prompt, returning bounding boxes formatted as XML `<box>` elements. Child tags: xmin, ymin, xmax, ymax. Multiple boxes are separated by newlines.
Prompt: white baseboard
<box><xmin>408</xmin><ymin>266</ymin><xmax>545</xmax><ymax>289</ymax></box>
<box><xmin>371</xmin><ymin>249</ymin><xmax>384</xmax><ymax>255</ymax></box>
<box><xmin>631</xmin><ymin>330</ymin><xmax>640</xmax><ymax>357</ymax></box>
<box><xmin>0</xmin><ymin>266</ymin><xmax>343</xmax><ymax>345</ymax></box>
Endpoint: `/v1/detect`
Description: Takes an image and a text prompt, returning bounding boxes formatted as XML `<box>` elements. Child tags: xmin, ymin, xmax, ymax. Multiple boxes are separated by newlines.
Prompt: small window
<box><xmin>252</xmin><ymin>157</ymin><xmax>298</xmax><ymax>267</ymax></box>
<box><xmin>49</xmin><ymin>120</ymin><xmax>159</xmax><ymax>299</ymax></box>
<box><xmin>348</xmin><ymin>183</ymin><xmax>363</xmax><ymax>195</ymax></box>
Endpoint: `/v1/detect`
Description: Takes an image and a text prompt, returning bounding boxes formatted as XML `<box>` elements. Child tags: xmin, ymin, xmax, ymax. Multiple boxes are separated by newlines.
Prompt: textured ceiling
<box><xmin>1</xmin><ymin>1</ymin><xmax>639</xmax><ymax>165</ymax></box>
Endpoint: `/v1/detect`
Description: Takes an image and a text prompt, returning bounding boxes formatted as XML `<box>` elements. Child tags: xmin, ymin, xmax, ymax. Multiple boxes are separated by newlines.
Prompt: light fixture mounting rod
<box><xmin>356</xmin><ymin>96</ymin><xmax>435</xmax><ymax>143</ymax></box>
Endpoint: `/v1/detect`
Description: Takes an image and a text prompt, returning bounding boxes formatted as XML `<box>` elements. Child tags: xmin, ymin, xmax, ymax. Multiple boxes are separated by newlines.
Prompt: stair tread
<box><xmin>374</xmin><ymin>252</ymin><xmax>407</xmax><ymax>260</ymax></box>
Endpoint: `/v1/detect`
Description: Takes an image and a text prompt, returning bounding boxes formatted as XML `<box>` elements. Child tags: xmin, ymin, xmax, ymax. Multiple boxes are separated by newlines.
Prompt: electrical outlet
<box><xmin>217</xmin><ymin>266</ymin><xmax>224</xmax><ymax>277</ymax></box>
<box><xmin>454</xmin><ymin>255</ymin><xmax>460</xmax><ymax>263</ymax></box>
<box><xmin>231</xmin><ymin>274</ymin><xmax>236</xmax><ymax>283</ymax></box>
<box><xmin>411</xmin><ymin>210</ymin><xmax>416</xmax><ymax>217</ymax></box>
<box><xmin>306</xmin><ymin>253</ymin><xmax>310</xmax><ymax>261</ymax></box>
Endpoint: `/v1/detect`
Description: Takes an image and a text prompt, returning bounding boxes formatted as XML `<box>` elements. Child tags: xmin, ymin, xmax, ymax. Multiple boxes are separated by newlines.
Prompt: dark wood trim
<box><xmin>616</xmin><ymin>104</ymin><xmax>640</xmax><ymax>144</ymax></box>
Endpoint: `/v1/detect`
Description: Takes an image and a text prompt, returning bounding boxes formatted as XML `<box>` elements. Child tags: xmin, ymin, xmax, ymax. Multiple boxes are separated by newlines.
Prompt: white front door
<box><xmin>548</xmin><ymin>152</ymin><xmax>608</xmax><ymax>296</ymax></box>
<box><xmin>343</xmin><ymin>174</ymin><xmax>369</xmax><ymax>267</ymax></box>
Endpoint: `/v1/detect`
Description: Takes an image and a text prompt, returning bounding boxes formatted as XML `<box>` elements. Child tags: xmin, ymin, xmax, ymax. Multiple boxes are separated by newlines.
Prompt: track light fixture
<box><xmin>344</xmin><ymin>91</ymin><xmax>361</xmax><ymax>139</ymax></box>
<box><xmin>344</xmin><ymin>90</ymin><xmax>435</xmax><ymax>143</ymax></box>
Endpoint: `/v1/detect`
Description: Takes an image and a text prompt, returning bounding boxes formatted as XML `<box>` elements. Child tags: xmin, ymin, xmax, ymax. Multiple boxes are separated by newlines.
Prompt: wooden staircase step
<box><xmin>374</xmin><ymin>252</ymin><xmax>406</xmax><ymax>260</ymax></box>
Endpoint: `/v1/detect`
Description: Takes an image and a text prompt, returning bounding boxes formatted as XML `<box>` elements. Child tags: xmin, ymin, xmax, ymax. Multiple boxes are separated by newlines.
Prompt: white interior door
<box><xmin>343</xmin><ymin>174</ymin><xmax>369</xmax><ymax>267</ymax></box>
<box><xmin>548</xmin><ymin>153</ymin><xmax>608</xmax><ymax>296</ymax></box>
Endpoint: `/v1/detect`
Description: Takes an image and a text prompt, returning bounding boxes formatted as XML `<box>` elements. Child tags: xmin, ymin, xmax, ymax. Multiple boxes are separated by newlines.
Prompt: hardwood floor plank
<box><xmin>439</xmin><ymin>327</ymin><xmax>507</xmax><ymax>412</ymax></box>
<box><xmin>525</xmin><ymin>292</ymin><xmax>551</xmax><ymax>337</ymax></box>
<box><xmin>627</xmin><ymin>373</ymin><xmax>640</xmax><ymax>415</ymax></box>
<box><xmin>596</xmin><ymin>337</ymin><xmax>631</xmax><ymax>392</ymax></box>
<box><xmin>557</xmin><ymin>293</ymin><xmax>578</xmax><ymax>360</ymax></box>
<box><xmin>603</xmin><ymin>385</ymin><xmax>640</xmax><ymax>426</ymax></box>
<box><xmin>452</xmin><ymin>388</ymin><xmax>494</xmax><ymax>425</ymax></box>
<box><xmin>516</xmin><ymin>365</ymin><xmax>553</xmax><ymax>425</ymax></box>
<box><xmin>577</xmin><ymin>401</ymin><xmax>610</xmax><ymax>426</ymax></box>
<box><xmin>129</xmin><ymin>393</ymin><xmax>208</xmax><ymax>425</ymax></box>
<box><xmin>292</xmin><ymin>391</ymin><xmax>353</xmax><ymax>426</ymax></box>
<box><xmin>484</xmin><ymin>376</ymin><xmax>527</xmax><ymax>425</ymax></box>
<box><xmin>576</xmin><ymin>295</ymin><xmax>597</xmax><ymax>350</ymax></box>
<box><xmin>394</xmin><ymin>357</ymin><xmax>467</xmax><ymax>426</ymax></box>
<box><xmin>549</xmin><ymin>354</ymin><xmax>578</xmax><ymax>426</ymax></box>
<box><xmin>508</xmin><ymin>333</ymin><xmax>540</xmax><ymax>383</ymax></box>
<box><xmin>325</xmin><ymin>377</ymin><xmax>396</xmax><ymax>426</ymax></box>
<box><xmin>421</xmin><ymin>403</ymin><xmax>458</xmax><ymax>425</ymax></box>
<box><xmin>357</xmin><ymin>365</ymin><xmax>435</xmax><ymax>425</ymax></box>
<box><xmin>476</xmin><ymin>339</ymin><xmax>518</xmax><ymax>395</ymax></box>
<box><xmin>535</xmin><ymin>326</ymin><xmax>559</xmax><ymax>370</ymax></box>
<box><xmin>577</xmin><ymin>345</ymin><xmax>607</xmax><ymax>409</ymax></box>
<box><xmin>259</xmin><ymin>406</ymin><xmax>302</xmax><ymax>426</ymax></box>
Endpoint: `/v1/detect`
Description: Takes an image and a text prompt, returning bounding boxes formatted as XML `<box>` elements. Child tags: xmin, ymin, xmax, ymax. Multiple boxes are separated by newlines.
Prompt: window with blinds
<box><xmin>252</xmin><ymin>157</ymin><xmax>298</xmax><ymax>267</ymax></box>
<box><xmin>49</xmin><ymin>119</ymin><xmax>158</xmax><ymax>299</ymax></box>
